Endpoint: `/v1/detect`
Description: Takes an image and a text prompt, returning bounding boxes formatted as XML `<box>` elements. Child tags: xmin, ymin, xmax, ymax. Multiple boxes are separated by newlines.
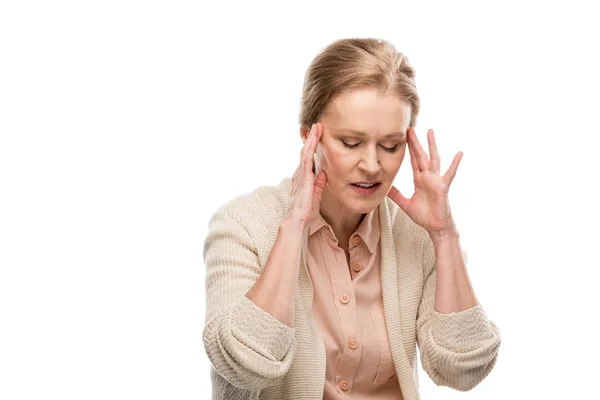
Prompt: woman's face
<box><xmin>311</xmin><ymin>88</ymin><xmax>411</xmax><ymax>214</ymax></box>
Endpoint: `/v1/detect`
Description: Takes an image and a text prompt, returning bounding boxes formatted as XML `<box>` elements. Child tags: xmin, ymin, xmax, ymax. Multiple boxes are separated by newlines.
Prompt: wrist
<box><xmin>428</xmin><ymin>226</ymin><xmax>459</xmax><ymax>244</ymax></box>
<box><xmin>282</xmin><ymin>216</ymin><xmax>307</xmax><ymax>233</ymax></box>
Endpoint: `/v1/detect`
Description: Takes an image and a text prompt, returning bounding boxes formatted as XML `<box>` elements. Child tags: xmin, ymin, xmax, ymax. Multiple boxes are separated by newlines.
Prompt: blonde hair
<box><xmin>299</xmin><ymin>38</ymin><xmax>420</xmax><ymax>129</ymax></box>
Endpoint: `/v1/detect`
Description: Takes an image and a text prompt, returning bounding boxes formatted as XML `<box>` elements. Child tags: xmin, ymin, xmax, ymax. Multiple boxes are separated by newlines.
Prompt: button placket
<box><xmin>328</xmin><ymin>230</ymin><xmax>362</xmax><ymax>395</ymax></box>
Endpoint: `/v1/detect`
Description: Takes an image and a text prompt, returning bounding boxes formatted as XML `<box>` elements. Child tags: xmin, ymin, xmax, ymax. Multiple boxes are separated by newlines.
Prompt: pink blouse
<box><xmin>306</xmin><ymin>206</ymin><xmax>404</xmax><ymax>399</ymax></box>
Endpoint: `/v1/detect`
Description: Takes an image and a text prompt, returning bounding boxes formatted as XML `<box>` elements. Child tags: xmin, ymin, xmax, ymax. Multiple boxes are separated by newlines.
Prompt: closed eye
<box><xmin>341</xmin><ymin>140</ymin><xmax>400</xmax><ymax>153</ymax></box>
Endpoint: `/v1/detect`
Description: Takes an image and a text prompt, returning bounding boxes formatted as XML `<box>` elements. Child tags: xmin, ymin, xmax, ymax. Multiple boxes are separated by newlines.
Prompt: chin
<box><xmin>345</xmin><ymin>198</ymin><xmax>380</xmax><ymax>214</ymax></box>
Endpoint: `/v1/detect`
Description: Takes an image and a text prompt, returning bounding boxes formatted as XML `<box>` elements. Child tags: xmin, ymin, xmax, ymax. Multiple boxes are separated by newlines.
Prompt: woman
<box><xmin>203</xmin><ymin>38</ymin><xmax>501</xmax><ymax>400</ymax></box>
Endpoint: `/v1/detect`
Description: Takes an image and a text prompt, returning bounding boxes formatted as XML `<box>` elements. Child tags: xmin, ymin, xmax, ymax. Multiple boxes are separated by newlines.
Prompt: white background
<box><xmin>1</xmin><ymin>0</ymin><xmax>599</xmax><ymax>398</ymax></box>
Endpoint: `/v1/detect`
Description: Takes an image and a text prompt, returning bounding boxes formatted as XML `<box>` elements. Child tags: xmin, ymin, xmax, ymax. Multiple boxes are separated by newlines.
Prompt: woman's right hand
<box><xmin>287</xmin><ymin>122</ymin><xmax>327</xmax><ymax>229</ymax></box>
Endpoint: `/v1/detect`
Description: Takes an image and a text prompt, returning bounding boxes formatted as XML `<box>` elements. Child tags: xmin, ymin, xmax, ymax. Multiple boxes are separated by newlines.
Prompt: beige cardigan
<box><xmin>202</xmin><ymin>177</ymin><xmax>501</xmax><ymax>400</ymax></box>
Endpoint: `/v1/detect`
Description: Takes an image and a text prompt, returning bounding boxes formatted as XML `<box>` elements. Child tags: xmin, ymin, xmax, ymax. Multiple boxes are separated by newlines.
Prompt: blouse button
<box><xmin>340</xmin><ymin>379</ymin><xmax>350</xmax><ymax>391</ymax></box>
<box><xmin>348</xmin><ymin>338</ymin><xmax>358</xmax><ymax>350</ymax></box>
<box><xmin>351</xmin><ymin>261</ymin><xmax>363</xmax><ymax>272</ymax></box>
<box><xmin>340</xmin><ymin>294</ymin><xmax>350</xmax><ymax>304</ymax></box>
<box><xmin>351</xmin><ymin>236</ymin><xmax>361</xmax><ymax>246</ymax></box>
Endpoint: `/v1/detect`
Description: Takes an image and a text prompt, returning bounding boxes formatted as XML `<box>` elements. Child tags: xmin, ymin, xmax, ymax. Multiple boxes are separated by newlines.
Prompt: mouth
<box><xmin>350</xmin><ymin>181</ymin><xmax>381</xmax><ymax>194</ymax></box>
<box><xmin>351</xmin><ymin>181</ymin><xmax>381</xmax><ymax>188</ymax></box>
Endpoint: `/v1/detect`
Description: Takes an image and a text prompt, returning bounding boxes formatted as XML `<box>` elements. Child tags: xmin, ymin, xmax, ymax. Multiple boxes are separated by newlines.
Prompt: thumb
<box><xmin>387</xmin><ymin>185</ymin><xmax>410</xmax><ymax>211</ymax></box>
<box><xmin>313</xmin><ymin>170</ymin><xmax>327</xmax><ymax>204</ymax></box>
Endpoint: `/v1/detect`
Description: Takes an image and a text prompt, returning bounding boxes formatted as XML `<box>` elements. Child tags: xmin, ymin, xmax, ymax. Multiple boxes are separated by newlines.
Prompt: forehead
<box><xmin>323</xmin><ymin>88</ymin><xmax>411</xmax><ymax>135</ymax></box>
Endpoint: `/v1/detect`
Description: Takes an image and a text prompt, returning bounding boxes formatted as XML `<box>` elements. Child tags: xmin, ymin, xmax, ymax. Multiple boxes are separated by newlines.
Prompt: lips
<box><xmin>351</xmin><ymin>182</ymin><xmax>381</xmax><ymax>188</ymax></box>
<box><xmin>350</xmin><ymin>182</ymin><xmax>381</xmax><ymax>195</ymax></box>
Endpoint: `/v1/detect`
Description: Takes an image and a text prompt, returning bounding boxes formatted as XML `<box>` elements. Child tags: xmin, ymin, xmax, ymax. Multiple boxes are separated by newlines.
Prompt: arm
<box><xmin>416</xmin><ymin>228</ymin><xmax>501</xmax><ymax>391</ymax></box>
<box><xmin>429</xmin><ymin>227</ymin><xmax>478</xmax><ymax>314</ymax></box>
<box><xmin>202</xmin><ymin>211</ymin><xmax>301</xmax><ymax>391</ymax></box>
<box><xmin>246</xmin><ymin>217</ymin><xmax>305</xmax><ymax>328</ymax></box>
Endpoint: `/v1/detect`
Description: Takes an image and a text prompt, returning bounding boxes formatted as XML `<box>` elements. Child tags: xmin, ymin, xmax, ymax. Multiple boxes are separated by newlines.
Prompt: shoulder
<box><xmin>208</xmin><ymin>177</ymin><xmax>293</xmax><ymax>233</ymax></box>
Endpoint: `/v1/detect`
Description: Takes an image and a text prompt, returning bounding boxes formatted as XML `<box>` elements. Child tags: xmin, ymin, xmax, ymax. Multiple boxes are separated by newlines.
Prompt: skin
<box><xmin>300</xmin><ymin>87</ymin><xmax>411</xmax><ymax>247</ymax></box>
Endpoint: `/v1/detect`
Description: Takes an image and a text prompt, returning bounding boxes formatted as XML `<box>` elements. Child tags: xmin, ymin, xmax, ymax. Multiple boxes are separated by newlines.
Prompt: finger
<box><xmin>300</xmin><ymin>123</ymin><xmax>316</xmax><ymax>162</ymax></box>
<box><xmin>409</xmin><ymin>128</ymin><xmax>429</xmax><ymax>171</ymax></box>
<box><xmin>291</xmin><ymin>167</ymin><xmax>301</xmax><ymax>193</ymax></box>
<box><xmin>443</xmin><ymin>151</ymin><xmax>463</xmax><ymax>185</ymax></box>
<box><xmin>387</xmin><ymin>185</ymin><xmax>410</xmax><ymax>211</ymax></box>
<box><xmin>303</xmin><ymin>123</ymin><xmax>320</xmax><ymax>175</ymax></box>
<box><xmin>311</xmin><ymin>123</ymin><xmax>322</xmax><ymax>153</ymax></box>
<box><xmin>407</xmin><ymin>129</ymin><xmax>420</xmax><ymax>172</ymax></box>
<box><xmin>314</xmin><ymin>169</ymin><xmax>327</xmax><ymax>200</ymax></box>
<box><xmin>428</xmin><ymin>129</ymin><xmax>441</xmax><ymax>174</ymax></box>
<box><xmin>301</xmin><ymin>123</ymin><xmax>317</xmax><ymax>158</ymax></box>
<box><xmin>295</xmin><ymin>125</ymin><xmax>316</xmax><ymax>190</ymax></box>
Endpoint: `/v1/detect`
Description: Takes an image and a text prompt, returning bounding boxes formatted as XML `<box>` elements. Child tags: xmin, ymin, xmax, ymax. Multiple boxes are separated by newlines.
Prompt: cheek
<box><xmin>384</xmin><ymin>148</ymin><xmax>407</xmax><ymax>173</ymax></box>
<box><xmin>319</xmin><ymin>146</ymin><xmax>351</xmax><ymax>172</ymax></box>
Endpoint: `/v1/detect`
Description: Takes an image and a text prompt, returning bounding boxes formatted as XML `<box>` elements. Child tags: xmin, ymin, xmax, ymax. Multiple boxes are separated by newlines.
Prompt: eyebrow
<box><xmin>337</xmin><ymin>129</ymin><xmax>406</xmax><ymax>138</ymax></box>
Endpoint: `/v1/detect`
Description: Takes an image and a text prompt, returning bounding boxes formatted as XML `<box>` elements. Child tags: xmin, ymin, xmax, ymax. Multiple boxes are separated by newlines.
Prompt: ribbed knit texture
<box><xmin>202</xmin><ymin>177</ymin><xmax>501</xmax><ymax>399</ymax></box>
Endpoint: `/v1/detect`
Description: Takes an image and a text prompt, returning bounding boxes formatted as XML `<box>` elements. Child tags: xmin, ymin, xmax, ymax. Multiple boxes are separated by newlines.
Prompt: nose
<box><xmin>358</xmin><ymin>145</ymin><xmax>381</xmax><ymax>175</ymax></box>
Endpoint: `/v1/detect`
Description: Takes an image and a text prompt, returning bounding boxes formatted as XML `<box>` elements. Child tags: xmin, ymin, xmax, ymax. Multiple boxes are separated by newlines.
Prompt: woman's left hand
<box><xmin>387</xmin><ymin>128</ymin><xmax>463</xmax><ymax>235</ymax></box>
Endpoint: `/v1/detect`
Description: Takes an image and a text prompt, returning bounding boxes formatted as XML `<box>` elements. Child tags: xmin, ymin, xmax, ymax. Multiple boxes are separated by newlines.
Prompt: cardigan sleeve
<box><xmin>415</xmin><ymin>231</ymin><xmax>501</xmax><ymax>391</ymax></box>
<box><xmin>202</xmin><ymin>209</ymin><xmax>296</xmax><ymax>391</ymax></box>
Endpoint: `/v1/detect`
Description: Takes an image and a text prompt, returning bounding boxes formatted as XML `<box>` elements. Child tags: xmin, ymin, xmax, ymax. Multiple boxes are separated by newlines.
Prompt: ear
<box><xmin>300</xmin><ymin>126</ymin><xmax>310</xmax><ymax>144</ymax></box>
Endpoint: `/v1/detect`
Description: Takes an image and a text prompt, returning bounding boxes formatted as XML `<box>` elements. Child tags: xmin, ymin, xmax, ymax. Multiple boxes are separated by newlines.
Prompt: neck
<box><xmin>319</xmin><ymin>186</ymin><xmax>365</xmax><ymax>242</ymax></box>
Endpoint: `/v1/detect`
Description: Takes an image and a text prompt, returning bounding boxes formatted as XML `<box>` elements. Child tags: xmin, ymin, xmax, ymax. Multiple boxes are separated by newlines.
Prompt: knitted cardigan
<box><xmin>202</xmin><ymin>177</ymin><xmax>501</xmax><ymax>400</ymax></box>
